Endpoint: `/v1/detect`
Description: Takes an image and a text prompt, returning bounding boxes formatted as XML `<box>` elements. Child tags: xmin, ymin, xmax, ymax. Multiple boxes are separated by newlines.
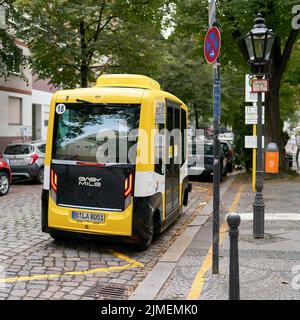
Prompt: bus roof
<box><xmin>95</xmin><ymin>74</ymin><xmax>161</xmax><ymax>90</ymax></box>
<box><xmin>54</xmin><ymin>74</ymin><xmax>186</xmax><ymax>109</ymax></box>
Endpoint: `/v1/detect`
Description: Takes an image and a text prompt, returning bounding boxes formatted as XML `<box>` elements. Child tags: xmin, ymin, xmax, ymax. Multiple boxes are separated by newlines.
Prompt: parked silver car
<box><xmin>3</xmin><ymin>141</ymin><xmax>46</xmax><ymax>184</ymax></box>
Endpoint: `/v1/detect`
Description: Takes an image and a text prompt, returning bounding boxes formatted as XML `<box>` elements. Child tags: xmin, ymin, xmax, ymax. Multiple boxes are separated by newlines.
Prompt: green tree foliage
<box><xmin>0</xmin><ymin>1</ymin><xmax>27</xmax><ymax>79</ymax></box>
<box><xmin>174</xmin><ymin>0</ymin><xmax>300</xmax><ymax>168</ymax></box>
<box><xmin>153</xmin><ymin>37</ymin><xmax>213</xmax><ymax>128</ymax></box>
<box><xmin>281</xmin><ymin>42</ymin><xmax>300</xmax><ymax>126</ymax></box>
<box><xmin>13</xmin><ymin>0</ymin><xmax>164</xmax><ymax>88</ymax></box>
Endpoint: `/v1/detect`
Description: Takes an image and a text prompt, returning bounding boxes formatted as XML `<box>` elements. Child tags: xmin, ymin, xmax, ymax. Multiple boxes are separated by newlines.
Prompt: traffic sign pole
<box><xmin>208</xmin><ymin>0</ymin><xmax>216</xmax><ymax>27</ymax></box>
<box><xmin>212</xmin><ymin>57</ymin><xmax>221</xmax><ymax>275</ymax></box>
<box><xmin>206</xmin><ymin>1</ymin><xmax>221</xmax><ymax>275</ymax></box>
<box><xmin>0</xmin><ymin>5</ymin><xmax>6</xmax><ymax>30</ymax></box>
<box><xmin>206</xmin><ymin>2</ymin><xmax>221</xmax><ymax>276</ymax></box>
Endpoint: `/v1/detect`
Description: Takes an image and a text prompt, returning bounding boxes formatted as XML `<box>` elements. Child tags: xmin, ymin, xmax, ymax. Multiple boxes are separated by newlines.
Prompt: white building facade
<box><xmin>0</xmin><ymin>40</ymin><xmax>56</xmax><ymax>152</ymax></box>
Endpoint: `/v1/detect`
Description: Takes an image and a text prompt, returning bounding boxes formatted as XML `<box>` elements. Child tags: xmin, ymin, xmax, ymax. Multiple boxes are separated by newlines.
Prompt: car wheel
<box><xmin>0</xmin><ymin>172</ymin><xmax>10</xmax><ymax>196</ymax></box>
<box><xmin>35</xmin><ymin>167</ymin><xmax>44</xmax><ymax>184</ymax></box>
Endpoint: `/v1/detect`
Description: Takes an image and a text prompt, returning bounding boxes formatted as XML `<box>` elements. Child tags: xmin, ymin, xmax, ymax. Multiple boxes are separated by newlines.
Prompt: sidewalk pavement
<box><xmin>200</xmin><ymin>175</ymin><xmax>300</xmax><ymax>300</ymax></box>
<box><xmin>129</xmin><ymin>174</ymin><xmax>300</xmax><ymax>300</ymax></box>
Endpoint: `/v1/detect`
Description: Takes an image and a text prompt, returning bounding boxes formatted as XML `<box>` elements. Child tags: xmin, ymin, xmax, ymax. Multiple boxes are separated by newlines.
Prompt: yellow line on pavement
<box><xmin>112</xmin><ymin>251</ymin><xmax>144</xmax><ymax>268</ymax></box>
<box><xmin>187</xmin><ymin>183</ymin><xmax>244</xmax><ymax>300</ymax></box>
<box><xmin>0</xmin><ymin>251</ymin><xmax>144</xmax><ymax>284</ymax></box>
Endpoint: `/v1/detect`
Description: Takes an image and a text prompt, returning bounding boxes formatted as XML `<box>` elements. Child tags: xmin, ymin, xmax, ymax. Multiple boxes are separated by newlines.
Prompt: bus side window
<box><xmin>155</xmin><ymin>123</ymin><xmax>165</xmax><ymax>175</ymax></box>
<box><xmin>181</xmin><ymin>109</ymin><xmax>187</xmax><ymax>166</ymax></box>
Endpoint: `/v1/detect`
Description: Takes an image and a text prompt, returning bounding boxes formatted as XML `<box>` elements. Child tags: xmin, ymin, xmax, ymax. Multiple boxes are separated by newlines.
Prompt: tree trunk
<box><xmin>195</xmin><ymin>109</ymin><xmax>200</xmax><ymax>129</ymax></box>
<box><xmin>80</xmin><ymin>20</ymin><xmax>89</xmax><ymax>88</ymax></box>
<box><xmin>80</xmin><ymin>65</ymin><xmax>88</xmax><ymax>88</ymax></box>
<box><xmin>266</xmin><ymin>74</ymin><xmax>288</xmax><ymax>170</ymax></box>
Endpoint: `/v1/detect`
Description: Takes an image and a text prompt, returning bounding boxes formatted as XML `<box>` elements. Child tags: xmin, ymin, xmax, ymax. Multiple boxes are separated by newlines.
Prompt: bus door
<box><xmin>165</xmin><ymin>100</ymin><xmax>181</xmax><ymax>217</ymax></box>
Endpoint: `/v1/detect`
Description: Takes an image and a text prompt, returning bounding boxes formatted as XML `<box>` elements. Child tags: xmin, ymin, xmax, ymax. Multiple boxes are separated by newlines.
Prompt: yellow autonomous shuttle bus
<box><xmin>42</xmin><ymin>74</ymin><xmax>191</xmax><ymax>250</ymax></box>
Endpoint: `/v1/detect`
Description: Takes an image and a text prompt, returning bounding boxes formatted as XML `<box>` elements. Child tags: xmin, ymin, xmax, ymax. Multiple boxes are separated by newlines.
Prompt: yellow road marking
<box><xmin>112</xmin><ymin>251</ymin><xmax>144</xmax><ymax>268</ymax></box>
<box><xmin>187</xmin><ymin>183</ymin><xmax>244</xmax><ymax>300</ymax></box>
<box><xmin>0</xmin><ymin>251</ymin><xmax>143</xmax><ymax>284</ymax></box>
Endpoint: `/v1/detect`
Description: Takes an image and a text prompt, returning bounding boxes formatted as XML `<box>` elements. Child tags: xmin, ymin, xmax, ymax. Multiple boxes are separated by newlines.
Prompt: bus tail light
<box><xmin>124</xmin><ymin>173</ymin><xmax>133</xmax><ymax>209</ymax></box>
<box><xmin>124</xmin><ymin>173</ymin><xmax>133</xmax><ymax>197</ymax></box>
<box><xmin>50</xmin><ymin>169</ymin><xmax>58</xmax><ymax>193</ymax></box>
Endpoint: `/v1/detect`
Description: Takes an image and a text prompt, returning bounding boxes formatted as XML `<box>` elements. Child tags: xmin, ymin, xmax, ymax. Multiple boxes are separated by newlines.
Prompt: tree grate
<box><xmin>84</xmin><ymin>283</ymin><xmax>129</xmax><ymax>300</ymax></box>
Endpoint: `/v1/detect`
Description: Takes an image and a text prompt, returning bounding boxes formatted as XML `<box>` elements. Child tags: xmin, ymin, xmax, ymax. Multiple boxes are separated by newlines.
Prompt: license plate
<box><xmin>9</xmin><ymin>159</ymin><xmax>24</xmax><ymax>165</ymax></box>
<box><xmin>72</xmin><ymin>211</ymin><xmax>105</xmax><ymax>224</ymax></box>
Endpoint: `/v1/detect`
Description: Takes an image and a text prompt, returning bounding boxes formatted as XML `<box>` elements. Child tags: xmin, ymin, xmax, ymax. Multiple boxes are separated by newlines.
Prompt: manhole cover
<box><xmin>85</xmin><ymin>283</ymin><xmax>128</xmax><ymax>300</ymax></box>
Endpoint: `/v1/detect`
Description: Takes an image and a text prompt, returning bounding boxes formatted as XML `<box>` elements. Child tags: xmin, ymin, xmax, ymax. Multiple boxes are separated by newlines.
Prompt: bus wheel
<box><xmin>183</xmin><ymin>189</ymin><xmax>189</xmax><ymax>207</ymax></box>
<box><xmin>136</xmin><ymin>217</ymin><xmax>154</xmax><ymax>251</ymax></box>
<box><xmin>50</xmin><ymin>232</ymin><xmax>68</xmax><ymax>243</ymax></box>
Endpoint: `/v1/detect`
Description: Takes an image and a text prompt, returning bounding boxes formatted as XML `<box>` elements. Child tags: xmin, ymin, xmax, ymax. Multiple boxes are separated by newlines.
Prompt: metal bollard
<box><xmin>227</xmin><ymin>213</ymin><xmax>241</xmax><ymax>300</ymax></box>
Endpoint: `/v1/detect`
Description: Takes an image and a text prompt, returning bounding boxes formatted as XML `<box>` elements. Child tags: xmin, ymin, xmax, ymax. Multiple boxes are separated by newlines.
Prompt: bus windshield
<box><xmin>52</xmin><ymin>103</ymin><xmax>140</xmax><ymax>163</ymax></box>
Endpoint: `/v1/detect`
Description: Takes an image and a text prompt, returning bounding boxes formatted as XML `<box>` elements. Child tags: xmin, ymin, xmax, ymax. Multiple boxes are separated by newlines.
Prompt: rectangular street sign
<box><xmin>251</xmin><ymin>79</ymin><xmax>269</xmax><ymax>93</ymax></box>
<box><xmin>245</xmin><ymin>106</ymin><xmax>265</xmax><ymax>124</ymax></box>
<box><xmin>245</xmin><ymin>106</ymin><xmax>265</xmax><ymax>115</ymax></box>
<box><xmin>245</xmin><ymin>136</ymin><xmax>265</xmax><ymax>149</ymax></box>
<box><xmin>245</xmin><ymin>75</ymin><xmax>265</xmax><ymax>102</ymax></box>
<box><xmin>245</xmin><ymin>117</ymin><xmax>265</xmax><ymax>125</ymax></box>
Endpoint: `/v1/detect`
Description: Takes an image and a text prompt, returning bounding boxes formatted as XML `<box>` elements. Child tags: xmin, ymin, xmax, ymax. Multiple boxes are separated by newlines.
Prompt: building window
<box><xmin>44</xmin><ymin>111</ymin><xmax>49</xmax><ymax>127</ymax></box>
<box><xmin>8</xmin><ymin>97</ymin><xmax>22</xmax><ymax>125</ymax></box>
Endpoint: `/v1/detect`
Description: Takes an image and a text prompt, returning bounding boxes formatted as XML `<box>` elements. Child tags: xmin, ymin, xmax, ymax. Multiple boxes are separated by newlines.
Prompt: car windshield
<box><xmin>52</xmin><ymin>103</ymin><xmax>140</xmax><ymax>163</ymax></box>
<box><xmin>4</xmin><ymin>145</ymin><xmax>33</xmax><ymax>155</ymax></box>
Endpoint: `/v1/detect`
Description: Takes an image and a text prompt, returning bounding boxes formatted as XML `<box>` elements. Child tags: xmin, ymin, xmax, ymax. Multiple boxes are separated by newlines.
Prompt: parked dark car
<box><xmin>3</xmin><ymin>141</ymin><xmax>46</xmax><ymax>183</ymax></box>
<box><xmin>0</xmin><ymin>155</ymin><xmax>12</xmax><ymax>196</ymax></box>
<box><xmin>221</xmin><ymin>140</ymin><xmax>234</xmax><ymax>173</ymax></box>
<box><xmin>188</xmin><ymin>141</ymin><xmax>228</xmax><ymax>181</ymax></box>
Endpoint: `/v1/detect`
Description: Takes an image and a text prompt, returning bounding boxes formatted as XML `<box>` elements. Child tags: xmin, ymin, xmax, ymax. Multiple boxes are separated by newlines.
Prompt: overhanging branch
<box><xmin>279</xmin><ymin>29</ymin><xmax>299</xmax><ymax>79</ymax></box>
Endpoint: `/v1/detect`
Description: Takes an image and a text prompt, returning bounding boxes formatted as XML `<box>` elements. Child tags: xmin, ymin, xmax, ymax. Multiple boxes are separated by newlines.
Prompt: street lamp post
<box><xmin>244</xmin><ymin>13</ymin><xmax>276</xmax><ymax>238</ymax></box>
